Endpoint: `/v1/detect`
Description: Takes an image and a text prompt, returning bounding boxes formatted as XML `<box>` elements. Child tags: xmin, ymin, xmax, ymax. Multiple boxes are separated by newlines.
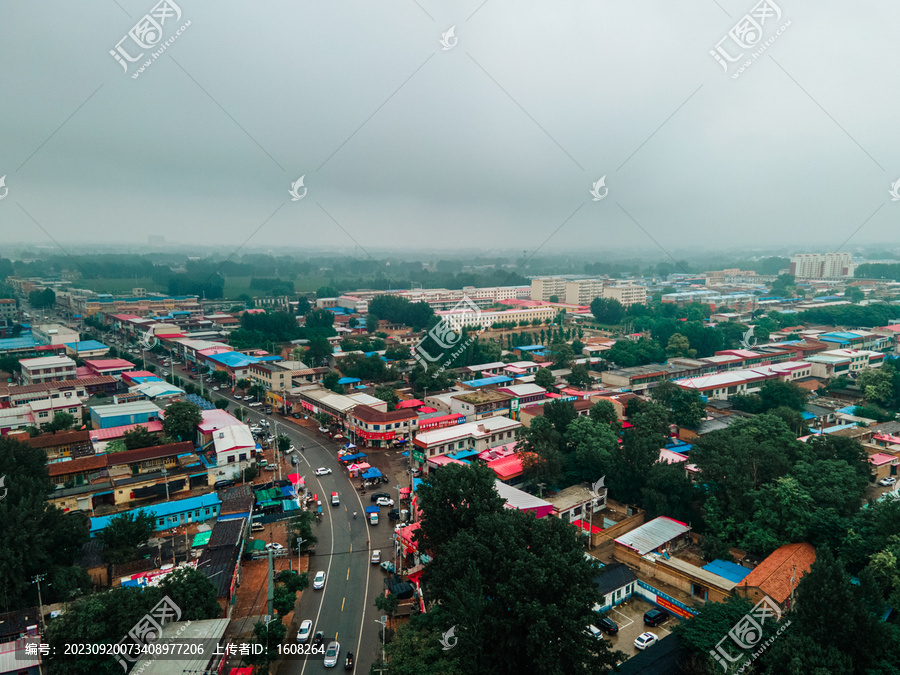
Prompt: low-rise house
<box><xmin>546</xmin><ymin>484</ymin><xmax>607</xmax><ymax>525</ymax></box>
<box><xmin>614</xmin><ymin>516</ymin><xmax>692</xmax><ymax>567</ymax></box>
<box><xmin>90</xmin><ymin>401</ymin><xmax>163</xmax><ymax>429</ymax></box>
<box><xmin>592</xmin><ymin>562</ymin><xmax>638</xmax><ymax>613</ymax></box>
<box><xmin>19</xmin><ymin>355</ymin><xmax>77</xmax><ymax>385</ymax></box>
<box><xmin>89</xmin><ymin>492</ymin><xmax>221</xmax><ymax>536</ymax></box>
<box><xmin>735</xmin><ymin>542</ymin><xmax>815</xmax><ymax>611</ymax></box>
<box><xmin>22</xmin><ymin>429</ymin><xmax>93</xmax><ymax>463</ymax></box>
<box><xmin>412</xmin><ymin>416</ymin><xmax>522</xmax><ymax>474</ymax></box>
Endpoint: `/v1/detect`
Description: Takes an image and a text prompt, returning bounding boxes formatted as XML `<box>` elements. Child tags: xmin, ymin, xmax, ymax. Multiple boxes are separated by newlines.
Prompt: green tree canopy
<box><xmin>162</xmin><ymin>401</ymin><xmax>202</xmax><ymax>443</ymax></box>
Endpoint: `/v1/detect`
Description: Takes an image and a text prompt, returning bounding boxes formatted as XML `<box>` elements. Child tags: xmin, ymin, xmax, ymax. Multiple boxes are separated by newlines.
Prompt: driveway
<box><xmin>596</xmin><ymin>596</ymin><xmax>680</xmax><ymax>662</ymax></box>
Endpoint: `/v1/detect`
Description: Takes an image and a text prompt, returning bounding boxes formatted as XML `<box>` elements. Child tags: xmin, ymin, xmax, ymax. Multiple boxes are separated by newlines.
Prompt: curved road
<box><xmin>133</xmin><ymin>348</ymin><xmax>390</xmax><ymax>673</ymax></box>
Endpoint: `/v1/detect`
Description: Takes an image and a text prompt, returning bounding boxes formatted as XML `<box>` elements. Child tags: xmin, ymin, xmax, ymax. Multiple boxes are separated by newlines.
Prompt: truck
<box><xmin>366</xmin><ymin>505</ymin><xmax>379</xmax><ymax>525</ymax></box>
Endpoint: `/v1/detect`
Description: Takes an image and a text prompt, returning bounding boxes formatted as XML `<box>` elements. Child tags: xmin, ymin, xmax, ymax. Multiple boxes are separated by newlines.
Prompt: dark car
<box><xmin>388</xmin><ymin>509</ymin><xmax>400</xmax><ymax>521</ymax></box>
<box><xmin>313</xmin><ymin>631</ymin><xmax>324</xmax><ymax>645</ymax></box>
<box><xmin>643</xmin><ymin>609</ymin><xmax>670</xmax><ymax>627</ymax></box>
<box><xmin>293</xmin><ymin>412</ymin><xmax>301</xmax><ymax>419</ymax></box>
<box><xmin>370</xmin><ymin>492</ymin><xmax>391</xmax><ymax>502</ymax></box>
<box><xmin>597</xmin><ymin>617</ymin><xmax>618</xmax><ymax>635</ymax></box>
<box><xmin>214</xmin><ymin>479</ymin><xmax>234</xmax><ymax>489</ymax></box>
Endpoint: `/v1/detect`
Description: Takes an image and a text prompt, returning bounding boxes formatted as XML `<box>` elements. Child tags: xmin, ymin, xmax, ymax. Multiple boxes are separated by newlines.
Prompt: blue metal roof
<box><xmin>0</xmin><ymin>336</ymin><xmax>37</xmax><ymax>350</ymax></box>
<box><xmin>466</xmin><ymin>375</ymin><xmax>514</xmax><ymax>387</ymax></box>
<box><xmin>702</xmin><ymin>559</ymin><xmax>752</xmax><ymax>584</ymax></box>
<box><xmin>337</xmin><ymin>377</ymin><xmax>361</xmax><ymax>384</ymax></box>
<box><xmin>90</xmin><ymin>493</ymin><xmax>220</xmax><ymax>534</ymax></box>
<box><xmin>516</xmin><ymin>345</ymin><xmax>545</xmax><ymax>351</ymax></box>
<box><xmin>64</xmin><ymin>340</ymin><xmax>108</xmax><ymax>350</ymax></box>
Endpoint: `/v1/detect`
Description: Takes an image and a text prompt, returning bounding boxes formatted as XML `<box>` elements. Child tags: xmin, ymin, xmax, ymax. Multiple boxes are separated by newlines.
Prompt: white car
<box><xmin>213</xmin><ymin>386</ymin><xmax>220</xmax><ymax>391</ymax></box>
<box><xmin>162</xmin><ymin>371</ymin><xmax>169</xmax><ymax>376</ymax></box>
<box><xmin>315</xmin><ymin>467</ymin><xmax>332</xmax><ymax>476</ymax></box>
<box><xmin>250</xmin><ymin>426</ymin><xmax>261</xmax><ymax>433</ymax></box>
<box><xmin>324</xmin><ymin>641</ymin><xmax>339</xmax><ymax>668</ymax></box>
<box><xmin>313</xmin><ymin>571</ymin><xmax>326</xmax><ymax>589</ymax></box>
<box><xmin>371</xmin><ymin>550</ymin><xmax>381</xmax><ymax>564</ymax></box>
<box><xmin>376</xmin><ymin>497</ymin><xmax>394</xmax><ymax>507</ymax></box>
<box><xmin>297</xmin><ymin>619</ymin><xmax>312</xmax><ymax>643</ymax></box>
<box><xmin>634</xmin><ymin>632</ymin><xmax>658</xmax><ymax>650</ymax></box>
<box><xmin>286</xmin><ymin>445</ymin><xmax>295</xmax><ymax>454</ymax></box>
<box><xmin>879</xmin><ymin>476</ymin><xmax>897</xmax><ymax>487</ymax></box>
<box><xmin>265</xmin><ymin>542</ymin><xmax>283</xmax><ymax>551</ymax></box>
<box><xmin>234</xmin><ymin>395</ymin><xmax>243</xmax><ymax>400</ymax></box>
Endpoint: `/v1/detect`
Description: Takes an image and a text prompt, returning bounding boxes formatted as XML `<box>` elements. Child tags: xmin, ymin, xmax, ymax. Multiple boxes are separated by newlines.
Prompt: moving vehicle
<box><xmin>313</xmin><ymin>571</ymin><xmax>326</xmax><ymax>589</ymax></box>
<box><xmin>265</xmin><ymin>407</ymin><xmax>272</xmax><ymax>414</ymax></box>
<box><xmin>366</xmin><ymin>505</ymin><xmax>379</xmax><ymax>525</ymax></box>
<box><xmin>344</xmin><ymin>651</ymin><xmax>353</xmax><ymax>670</ymax></box>
<box><xmin>370</xmin><ymin>492</ymin><xmax>391</xmax><ymax>502</ymax></box>
<box><xmin>249</xmin><ymin>401</ymin><xmax>262</xmax><ymax>408</ymax></box>
<box><xmin>297</xmin><ymin>620</ymin><xmax>312</xmax><ymax>643</ymax></box>
<box><xmin>265</xmin><ymin>542</ymin><xmax>283</xmax><ymax>550</ymax></box>
<box><xmin>879</xmin><ymin>476</ymin><xmax>897</xmax><ymax>487</ymax></box>
<box><xmin>316</xmin><ymin>467</ymin><xmax>332</xmax><ymax>476</ymax></box>
<box><xmin>213</xmin><ymin>479</ymin><xmax>234</xmax><ymax>489</ymax></box>
<box><xmin>376</xmin><ymin>497</ymin><xmax>394</xmax><ymax>507</ymax></box>
<box><xmin>634</xmin><ymin>632</ymin><xmax>658</xmax><ymax>650</ymax></box>
<box><xmin>213</xmin><ymin>386</ymin><xmax>220</xmax><ymax>391</ymax></box>
<box><xmin>324</xmin><ymin>641</ymin><xmax>340</xmax><ymax>668</ymax></box>
<box><xmin>596</xmin><ymin>617</ymin><xmax>619</xmax><ymax>635</ymax></box>
<box><xmin>643</xmin><ymin>609</ymin><xmax>670</xmax><ymax>627</ymax></box>
<box><xmin>371</xmin><ymin>550</ymin><xmax>381</xmax><ymax>564</ymax></box>
<box><xmin>291</xmin><ymin>455</ymin><xmax>299</xmax><ymax>466</ymax></box>
<box><xmin>331</xmin><ymin>492</ymin><xmax>340</xmax><ymax>506</ymax></box>
<box><xmin>313</xmin><ymin>631</ymin><xmax>324</xmax><ymax>645</ymax></box>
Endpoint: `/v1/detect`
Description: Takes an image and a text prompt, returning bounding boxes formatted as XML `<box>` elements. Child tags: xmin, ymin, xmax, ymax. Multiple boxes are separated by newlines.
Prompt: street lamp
<box><xmin>374</xmin><ymin>616</ymin><xmax>387</xmax><ymax>665</ymax></box>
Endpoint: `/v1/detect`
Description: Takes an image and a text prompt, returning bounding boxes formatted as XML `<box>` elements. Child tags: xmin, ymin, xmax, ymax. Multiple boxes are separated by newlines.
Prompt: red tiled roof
<box><xmin>351</xmin><ymin>404</ymin><xmax>417</xmax><ymax>424</ymax></box>
<box><xmin>48</xmin><ymin>455</ymin><xmax>107</xmax><ymax>477</ymax></box>
<box><xmin>738</xmin><ymin>543</ymin><xmax>816</xmax><ymax>604</ymax></box>
<box><xmin>108</xmin><ymin>441</ymin><xmax>194</xmax><ymax>465</ymax></box>
<box><xmin>23</xmin><ymin>429</ymin><xmax>91</xmax><ymax>450</ymax></box>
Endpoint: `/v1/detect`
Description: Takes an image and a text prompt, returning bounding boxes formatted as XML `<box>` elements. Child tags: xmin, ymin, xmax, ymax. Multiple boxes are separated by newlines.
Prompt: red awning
<box><xmin>400</xmin><ymin>487</ymin><xmax>411</xmax><ymax>495</ymax></box>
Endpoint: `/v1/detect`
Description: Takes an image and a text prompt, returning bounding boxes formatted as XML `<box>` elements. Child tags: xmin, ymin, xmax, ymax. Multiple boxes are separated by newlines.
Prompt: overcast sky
<box><xmin>1</xmin><ymin>0</ymin><xmax>898</xmax><ymax>260</ymax></box>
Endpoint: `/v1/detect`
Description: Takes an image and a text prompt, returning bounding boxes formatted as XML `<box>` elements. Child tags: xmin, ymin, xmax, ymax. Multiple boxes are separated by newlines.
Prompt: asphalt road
<box><xmin>133</xmin><ymin>349</ymin><xmax>391</xmax><ymax>673</ymax></box>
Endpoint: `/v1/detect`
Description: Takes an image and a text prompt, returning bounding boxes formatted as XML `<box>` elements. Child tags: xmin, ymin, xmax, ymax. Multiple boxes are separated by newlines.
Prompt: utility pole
<box><xmin>267</xmin><ymin>547</ymin><xmax>275</xmax><ymax>618</ymax></box>
<box><xmin>32</xmin><ymin>574</ymin><xmax>47</xmax><ymax>634</ymax></box>
<box><xmin>537</xmin><ymin>482</ymin><xmax>546</xmax><ymax>498</ymax></box>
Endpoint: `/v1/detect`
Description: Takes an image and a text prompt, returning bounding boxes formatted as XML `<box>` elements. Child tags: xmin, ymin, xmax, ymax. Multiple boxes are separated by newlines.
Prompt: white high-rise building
<box><xmin>789</xmin><ymin>253</ymin><xmax>854</xmax><ymax>279</ymax></box>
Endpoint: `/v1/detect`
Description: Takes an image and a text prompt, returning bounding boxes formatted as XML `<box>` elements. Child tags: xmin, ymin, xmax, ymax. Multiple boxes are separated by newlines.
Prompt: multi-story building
<box><xmin>449</xmin><ymin>390</ymin><xmax>513</xmax><ymax>421</ymax></box>
<box><xmin>564</xmin><ymin>279</ymin><xmax>606</xmax><ymax>305</ymax></box>
<box><xmin>349</xmin><ymin>404</ymin><xmax>418</xmax><ymax>448</ymax></box>
<box><xmin>412</xmin><ymin>416</ymin><xmax>522</xmax><ymax>474</ymax></box>
<box><xmin>789</xmin><ymin>252</ymin><xmax>854</xmax><ymax>279</ymax></box>
<box><xmin>0</xmin><ymin>298</ymin><xmax>17</xmax><ymax>322</ymax></box>
<box><xmin>22</xmin><ymin>429</ymin><xmax>93</xmax><ymax>463</ymax></box>
<box><xmin>249</xmin><ymin>361</ymin><xmax>292</xmax><ymax>392</ymax></box>
<box><xmin>661</xmin><ymin>291</ymin><xmax>757</xmax><ymax>312</ymax></box>
<box><xmin>352</xmin><ymin>286</ymin><xmax>530</xmax><ymax>311</ymax></box>
<box><xmin>804</xmin><ymin>349</ymin><xmax>884</xmax><ymax>379</ymax></box>
<box><xmin>531</xmin><ymin>277</ymin><xmax>569</xmax><ymax>302</ymax></box>
<box><xmin>601</xmin><ymin>283</ymin><xmax>647</xmax><ymax>307</ymax></box>
<box><xmin>337</xmin><ymin>295</ymin><xmax>368</xmax><ymax>314</ymax></box>
<box><xmin>674</xmin><ymin>362</ymin><xmax>811</xmax><ymax>400</ymax></box>
<box><xmin>32</xmin><ymin>323</ymin><xmax>80</xmax><ymax>346</ymax></box>
<box><xmin>19</xmin><ymin>356</ymin><xmax>77</xmax><ymax>385</ymax></box>
<box><xmin>439</xmin><ymin>305</ymin><xmax>559</xmax><ymax>329</ymax></box>
<box><xmin>66</xmin><ymin>292</ymin><xmax>202</xmax><ymax>318</ymax></box>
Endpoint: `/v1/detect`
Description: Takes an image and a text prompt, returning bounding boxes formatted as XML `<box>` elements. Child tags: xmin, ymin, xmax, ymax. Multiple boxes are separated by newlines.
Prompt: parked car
<box><xmin>879</xmin><ymin>476</ymin><xmax>897</xmax><ymax>487</ymax></box>
<box><xmin>376</xmin><ymin>497</ymin><xmax>394</xmax><ymax>507</ymax></box>
<box><xmin>371</xmin><ymin>550</ymin><xmax>381</xmax><ymax>564</ymax></box>
<box><xmin>370</xmin><ymin>492</ymin><xmax>391</xmax><ymax>502</ymax></box>
<box><xmin>643</xmin><ymin>609</ymin><xmax>670</xmax><ymax>627</ymax></box>
<box><xmin>315</xmin><ymin>467</ymin><xmax>332</xmax><ymax>476</ymax></box>
<box><xmin>293</xmin><ymin>412</ymin><xmax>301</xmax><ymax>418</ymax></box>
<box><xmin>213</xmin><ymin>479</ymin><xmax>234</xmax><ymax>489</ymax></box>
<box><xmin>265</xmin><ymin>407</ymin><xmax>272</xmax><ymax>414</ymax></box>
<box><xmin>213</xmin><ymin>386</ymin><xmax>220</xmax><ymax>391</ymax></box>
<box><xmin>265</xmin><ymin>543</ymin><xmax>283</xmax><ymax>551</ymax></box>
<box><xmin>634</xmin><ymin>632</ymin><xmax>658</xmax><ymax>650</ymax></box>
<box><xmin>250</xmin><ymin>522</ymin><xmax>265</xmax><ymax>532</ymax></box>
<box><xmin>324</xmin><ymin>641</ymin><xmax>340</xmax><ymax>668</ymax></box>
<box><xmin>249</xmin><ymin>402</ymin><xmax>262</xmax><ymax>408</ymax></box>
<box><xmin>318</xmin><ymin>426</ymin><xmax>329</xmax><ymax>433</ymax></box>
<box><xmin>234</xmin><ymin>394</ymin><xmax>242</xmax><ymax>399</ymax></box>
<box><xmin>264</xmin><ymin>465</ymin><xmax>276</xmax><ymax>472</ymax></box>
<box><xmin>388</xmin><ymin>509</ymin><xmax>400</xmax><ymax>521</ymax></box>
<box><xmin>313</xmin><ymin>571</ymin><xmax>326</xmax><ymax>589</ymax></box>
<box><xmin>596</xmin><ymin>617</ymin><xmax>619</xmax><ymax>635</ymax></box>
<box><xmin>297</xmin><ymin>620</ymin><xmax>312</xmax><ymax>643</ymax></box>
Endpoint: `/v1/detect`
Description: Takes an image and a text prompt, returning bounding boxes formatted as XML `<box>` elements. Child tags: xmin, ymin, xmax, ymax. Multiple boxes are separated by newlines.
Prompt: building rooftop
<box><xmin>614</xmin><ymin>516</ymin><xmax>691</xmax><ymax>556</ymax></box>
<box><xmin>546</xmin><ymin>485</ymin><xmax>596</xmax><ymax>511</ymax></box>
<box><xmin>414</xmin><ymin>416</ymin><xmax>521</xmax><ymax>446</ymax></box>
<box><xmin>453</xmin><ymin>390</ymin><xmax>513</xmax><ymax>405</ymax></box>
<box><xmin>593</xmin><ymin>562</ymin><xmax>638</xmax><ymax>596</ymax></box>
<box><xmin>738</xmin><ymin>542</ymin><xmax>816</xmax><ymax>604</ymax></box>
<box><xmin>90</xmin><ymin>401</ymin><xmax>163</xmax><ymax>418</ymax></box>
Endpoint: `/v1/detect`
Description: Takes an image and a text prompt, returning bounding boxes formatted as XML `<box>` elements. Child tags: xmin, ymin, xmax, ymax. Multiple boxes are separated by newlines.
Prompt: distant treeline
<box><xmin>855</xmin><ymin>263</ymin><xmax>900</xmax><ymax>281</ymax></box>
